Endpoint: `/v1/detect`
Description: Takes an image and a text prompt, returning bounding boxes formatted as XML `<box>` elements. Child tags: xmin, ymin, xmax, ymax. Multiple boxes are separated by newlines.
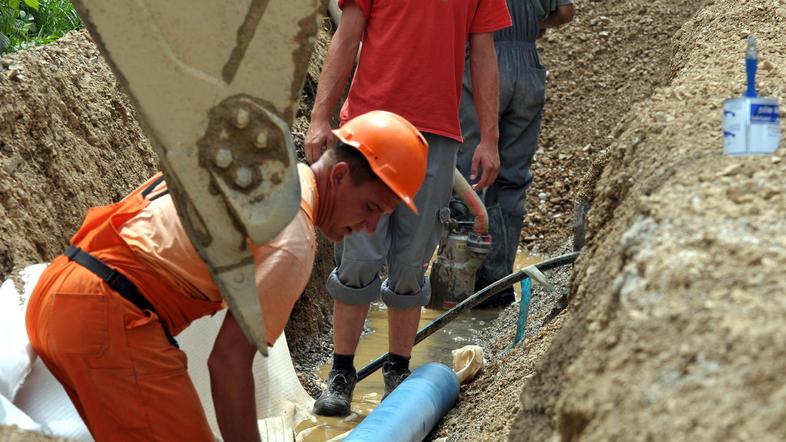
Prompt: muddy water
<box><xmin>295</xmin><ymin>305</ymin><xmax>501</xmax><ymax>440</ymax></box>
<box><xmin>297</xmin><ymin>250</ymin><xmax>541</xmax><ymax>440</ymax></box>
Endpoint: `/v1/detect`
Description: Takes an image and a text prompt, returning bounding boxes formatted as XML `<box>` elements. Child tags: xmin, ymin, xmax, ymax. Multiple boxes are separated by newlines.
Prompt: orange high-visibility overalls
<box><xmin>26</xmin><ymin>174</ymin><xmax>224</xmax><ymax>441</ymax></box>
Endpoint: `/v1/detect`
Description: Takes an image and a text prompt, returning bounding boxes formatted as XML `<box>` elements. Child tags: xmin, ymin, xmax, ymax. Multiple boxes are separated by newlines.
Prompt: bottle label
<box><xmin>723</xmin><ymin>97</ymin><xmax>781</xmax><ymax>156</ymax></box>
<box><xmin>750</xmin><ymin>103</ymin><xmax>779</xmax><ymax>123</ymax></box>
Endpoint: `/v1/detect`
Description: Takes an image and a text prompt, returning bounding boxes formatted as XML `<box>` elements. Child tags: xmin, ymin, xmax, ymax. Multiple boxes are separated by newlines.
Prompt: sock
<box><xmin>333</xmin><ymin>353</ymin><xmax>355</xmax><ymax>372</ymax></box>
<box><xmin>386</xmin><ymin>353</ymin><xmax>410</xmax><ymax>372</ymax></box>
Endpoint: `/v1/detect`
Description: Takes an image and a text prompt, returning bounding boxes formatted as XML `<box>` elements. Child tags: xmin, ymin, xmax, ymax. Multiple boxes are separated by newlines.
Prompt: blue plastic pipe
<box><xmin>345</xmin><ymin>363</ymin><xmax>460</xmax><ymax>442</ymax></box>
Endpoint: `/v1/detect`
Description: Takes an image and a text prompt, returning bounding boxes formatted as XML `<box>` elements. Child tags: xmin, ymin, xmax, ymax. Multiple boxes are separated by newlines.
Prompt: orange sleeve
<box><xmin>252</xmin><ymin>244</ymin><xmax>313</xmax><ymax>345</ymax></box>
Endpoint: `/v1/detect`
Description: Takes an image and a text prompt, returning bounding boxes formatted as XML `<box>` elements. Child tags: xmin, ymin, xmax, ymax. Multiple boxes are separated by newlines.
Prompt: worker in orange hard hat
<box><xmin>25</xmin><ymin>110</ymin><xmax>428</xmax><ymax>442</ymax></box>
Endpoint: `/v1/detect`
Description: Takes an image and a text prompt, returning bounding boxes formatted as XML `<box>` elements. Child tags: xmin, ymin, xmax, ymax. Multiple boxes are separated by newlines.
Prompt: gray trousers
<box><xmin>327</xmin><ymin>133</ymin><xmax>459</xmax><ymax>308</ymax></box>
<box><xmin>456</xmin><ymin>40</ymin><xmax>546</xmax><ymax>286</ymax></box>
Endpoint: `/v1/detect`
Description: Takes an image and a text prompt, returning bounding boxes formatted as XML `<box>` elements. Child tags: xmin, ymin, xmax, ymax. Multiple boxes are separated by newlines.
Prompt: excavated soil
<box><xmin>511</xmin><ymin>0</ymin><xmax>786</xmax><ymax>441</ymax></box>
<box><xmin>434</xmin><ymin>0</ymin><xmax>786</xmax><ymax>440</ymax></box>
<box><xmin>0</xmin><ymin>32</ymin><xmax>159</xmax><ymax>275</ymax></box>
<box><xmin>522</xmin><ymin>0</ymin><xmax>710</xmax><ymax>249</ymax></box>
<box><xmin>0</xmin><ymin>426</ymin><xmax>67</xmax><ymax>442</ymax></box>
<box><xmin>434</xmin><ymin>0</ymin><xmax>717</xmax><ymax>438</ymax></box>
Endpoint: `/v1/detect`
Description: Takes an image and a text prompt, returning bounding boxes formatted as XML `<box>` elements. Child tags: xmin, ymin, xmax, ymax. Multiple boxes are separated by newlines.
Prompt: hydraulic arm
<box><xmin>71</xmin><ymin>0</ymin><xmax>327</xmax><ymax>355</ymax></box>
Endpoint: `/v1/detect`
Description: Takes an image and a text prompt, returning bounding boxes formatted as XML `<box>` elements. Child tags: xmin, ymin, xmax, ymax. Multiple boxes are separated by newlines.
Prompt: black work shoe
<box><xmin>313</xmin><ymin>368</ymin><xmax>357</xmax><ymax>417</ymax></box>
<box><xmin>382</xmin><ymin>364</ymin><xmax>410</xmax><ymax>399</ymax></box>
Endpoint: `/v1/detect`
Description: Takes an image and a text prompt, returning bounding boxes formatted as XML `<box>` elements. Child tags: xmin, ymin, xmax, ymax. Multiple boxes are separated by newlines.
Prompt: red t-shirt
<box><xmin>338</xmin><ymin>0</ymin><xmax>511</xmax><ymax>142</ymax></box>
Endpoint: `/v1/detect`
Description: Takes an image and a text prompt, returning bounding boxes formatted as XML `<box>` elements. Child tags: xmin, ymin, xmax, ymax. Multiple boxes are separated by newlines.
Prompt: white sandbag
<box><xmin>13</xmin><ymin>357</ymin><xmax>92</xmax><ymax>441</ymax></box>
<box><xmin>452</xmin><ymin>345</ymin><xmax>486</xmax><ymax>384</ymax></box>
<box><xmin>179</xmin><ymin>310</ymin><xmax>315</xmax><ymax>440</ymax></box>
<box><xmin>0</xmin><ymin>264</ymin><xmax>46</xmax><ymax>402</ymax></box>
<box><xmin>0</xmin><ymin>395</ymin><xmax>43</xmax><ymax>433</ymax></box>
<box><xmin>7</xmin><ymin>264</ymin><xmax>91</xmax><ymax>441</ymax></box>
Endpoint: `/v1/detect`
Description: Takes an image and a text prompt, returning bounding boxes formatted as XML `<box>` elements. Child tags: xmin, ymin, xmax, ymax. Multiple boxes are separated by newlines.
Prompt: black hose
<box><xmin>356</xmin><ymin>251</ymin><xmax>580</xmax><ymax>381</ymax></box>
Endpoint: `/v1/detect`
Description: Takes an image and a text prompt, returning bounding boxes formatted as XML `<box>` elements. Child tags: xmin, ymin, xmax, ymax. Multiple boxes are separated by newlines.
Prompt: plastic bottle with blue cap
<box><xmin>723</xmin><ymin>35</ymin><xmax>781</xmax><ymax>155</ymax></box>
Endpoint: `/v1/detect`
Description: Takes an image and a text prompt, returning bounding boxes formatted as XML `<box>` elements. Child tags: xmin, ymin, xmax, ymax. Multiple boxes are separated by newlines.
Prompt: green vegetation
<box><xmin>0</xmin><ymin>0</ymin><xmax>81</xmax><ymax>55</ymax></box>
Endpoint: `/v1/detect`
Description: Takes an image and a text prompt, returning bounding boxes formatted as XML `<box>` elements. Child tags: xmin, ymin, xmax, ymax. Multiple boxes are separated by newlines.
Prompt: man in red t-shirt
<box><xmin>305</xmin><ymin>0</ymin><xmax>511</xmax><ymax>417</ymax></box>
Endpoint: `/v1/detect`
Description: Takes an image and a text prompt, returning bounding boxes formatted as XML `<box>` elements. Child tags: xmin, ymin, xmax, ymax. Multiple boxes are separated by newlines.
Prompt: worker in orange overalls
<box><xmin>26</xmin><ymin>111</ymin><xmax>428</xmax><ymax>442</ymax></box>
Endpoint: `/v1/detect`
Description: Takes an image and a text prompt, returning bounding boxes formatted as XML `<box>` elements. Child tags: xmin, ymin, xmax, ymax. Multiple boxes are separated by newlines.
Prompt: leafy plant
<box><xmin>0</xmin><ymin>0</ymin><xmax>81</xmax><ymax>55</ymax></box>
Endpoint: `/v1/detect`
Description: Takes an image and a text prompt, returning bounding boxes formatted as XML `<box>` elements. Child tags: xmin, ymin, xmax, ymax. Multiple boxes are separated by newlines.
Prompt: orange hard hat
<box><xmin>333</xmin><ymin>111</ymin><xmax>429</xmax><ymax>214</ymax></box>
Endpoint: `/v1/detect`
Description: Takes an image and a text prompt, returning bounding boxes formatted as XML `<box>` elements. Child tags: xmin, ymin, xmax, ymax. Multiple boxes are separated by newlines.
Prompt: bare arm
<box><xmin>540</xmin><ymin>4</ymin><xmax>575</xmax><ymax>29</ymax></box>
<box><xmin>305</xmin><ymin>1</ymin><xmax>367</xmax><ymax>163</ymax></box>
<box><xmin>468</xmin><ymin>32</ymin><xmax>500</xmax><ymax>190</ymax></box>
<box><xmin>209</xmin><ymin>311</ymin><xmax>260</xmax><ymax>442</ymax></box>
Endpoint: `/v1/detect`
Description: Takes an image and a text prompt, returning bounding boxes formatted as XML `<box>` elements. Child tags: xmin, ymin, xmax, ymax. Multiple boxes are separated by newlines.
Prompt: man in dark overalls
<box><xmin>456</xmin><ymin>0</ymin><xmax>575</xmax><ymax>302</ymax></box>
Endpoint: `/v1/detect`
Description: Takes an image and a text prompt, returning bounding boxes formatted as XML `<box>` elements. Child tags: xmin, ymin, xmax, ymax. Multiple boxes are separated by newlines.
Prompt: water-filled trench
<box><xmin>296</xmin><ymin>251</ymin><xmax>541</xmax><ymax>439</ymax></box>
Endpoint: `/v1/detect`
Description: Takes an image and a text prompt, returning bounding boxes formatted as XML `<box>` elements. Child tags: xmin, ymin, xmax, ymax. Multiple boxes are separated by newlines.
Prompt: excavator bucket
<box><xmin>71</xmin><ymin>0</ymin><xmax>327</xmax><ymax>355</ymax></box>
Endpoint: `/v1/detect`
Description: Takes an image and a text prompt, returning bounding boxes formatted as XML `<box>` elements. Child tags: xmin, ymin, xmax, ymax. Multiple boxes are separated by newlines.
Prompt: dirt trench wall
<box><xmin>526</xmin><ymin>0</ymin><xmax>705</xmax><ymax>246</ymax></box>
<box><xmin>511</xmin><ymin>0</ymin><xmax>786</xmax><ymax>440</ymax></box>
<box><xmin>0</xmin><ymin>31</ymin><xmax>159</xmax><ymax>276</ymax></box>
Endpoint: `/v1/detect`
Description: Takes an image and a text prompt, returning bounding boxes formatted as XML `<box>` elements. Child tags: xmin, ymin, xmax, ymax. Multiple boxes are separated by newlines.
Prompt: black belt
<box><xmin>64</xmin><ymin>245</ymin><xmax>179</xmax><ymax>348</ymax></box>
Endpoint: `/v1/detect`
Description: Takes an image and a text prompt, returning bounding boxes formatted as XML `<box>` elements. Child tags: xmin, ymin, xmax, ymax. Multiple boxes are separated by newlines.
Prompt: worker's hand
<box><xmin>305</xmin><ymin>119</ymin><xmax>338</xmax><ymax>164</ymax></box>
<box><xmin>470</xmin><ymin>141</ymin><xmax>500</xmax><ymax>190</ymax></box>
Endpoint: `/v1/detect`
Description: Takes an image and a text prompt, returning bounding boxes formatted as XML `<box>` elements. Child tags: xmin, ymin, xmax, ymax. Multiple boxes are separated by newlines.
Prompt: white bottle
<box><xmin>723</xmin><ymin>36</ymin><xmax>781</xmax><ymax>156</ymax></box>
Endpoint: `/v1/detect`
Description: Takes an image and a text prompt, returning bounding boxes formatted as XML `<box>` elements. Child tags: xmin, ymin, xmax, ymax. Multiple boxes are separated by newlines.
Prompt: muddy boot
<box><xmin>382</xmin><ymin>363</ymin><xmax>411</xmax><ymax>400</ymax></box>
<box><xmin>313</xmin><ymin>367</ymin><xmax>357</xmax><ymax>417</ymax></box>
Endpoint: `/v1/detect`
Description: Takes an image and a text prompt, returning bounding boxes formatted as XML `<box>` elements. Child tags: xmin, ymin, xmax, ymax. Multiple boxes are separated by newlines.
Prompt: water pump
<box><xmin>428</xmin><ymin>171</ymin><xmax>492</xmax><ymax>309</ymax></box>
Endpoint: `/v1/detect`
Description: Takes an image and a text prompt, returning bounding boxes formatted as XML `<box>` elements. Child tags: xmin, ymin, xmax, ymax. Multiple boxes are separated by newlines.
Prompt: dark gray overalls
<box><xmin>456</xmin><ymin>0</ymin><xmax>546</xmax><ymax>293</ymax></box>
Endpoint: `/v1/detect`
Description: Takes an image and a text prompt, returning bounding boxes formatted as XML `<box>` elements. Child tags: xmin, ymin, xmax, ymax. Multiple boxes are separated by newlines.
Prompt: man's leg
<box><xmin>459</xmin><ymin>45</ymin><xmax>546</xmax><ymax>302</ymax></box>
<box><xmin>315</xmin><ymin>217</ymin><xmax>390</xmax><ymax>416</ymax></box>
<box><xmin>480</xmin><ymin>52</ymin><xmax>546</xmax><ymax>290</ymax></box>
<box><xmin>332</xmin><ymin>301</ymin><xmax>371</xmax><ymax>355</ymax></box>
<box><xmin>330</xmin><ymin>215</ymin><xmax>391</xmax><ymax>354</ymax></box>
<box><xmin>387</xmin><ymin>306</ymin><xmax>422</xmax><ymax>357</ymax></box>
<box><xmin>383</xmin><ymin>133</ymin><xmax>458</xmax><ymax>395</ymax></box>
<box><xmin>27</xmin><ymin>264</ymin><xmax>214</xmax><ymax>441</ymax></box>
